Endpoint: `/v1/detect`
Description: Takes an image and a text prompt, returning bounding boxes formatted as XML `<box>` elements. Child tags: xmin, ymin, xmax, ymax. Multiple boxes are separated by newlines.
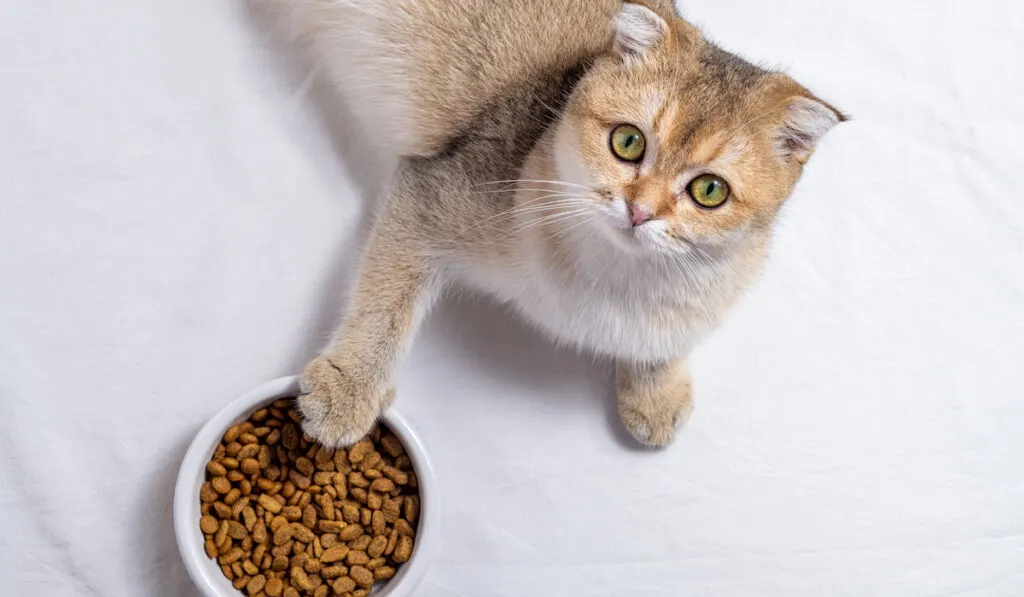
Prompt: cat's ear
<box><xmin>613</xmin><ymin>2</ymin><xmax>669</xmax><ymax>63</ymax></box>
<box><xmin>773</xmin><ymin>94</ymin><xmax>847</xmax><ymax>164</ymax></box>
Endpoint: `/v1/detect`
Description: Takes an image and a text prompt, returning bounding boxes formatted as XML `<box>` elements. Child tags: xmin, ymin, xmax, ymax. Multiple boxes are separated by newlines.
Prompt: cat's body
<box><xmin>262</xmin><ymin>0</ymin><xmax>842</xmax><ymax>447</ymax></box>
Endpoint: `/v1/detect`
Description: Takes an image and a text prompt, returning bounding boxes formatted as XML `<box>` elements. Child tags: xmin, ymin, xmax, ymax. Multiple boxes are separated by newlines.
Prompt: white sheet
<box><xmin>2</xmin><ymin>1</ymin><xmax>1023</xmax><ymax>595</ymax></box>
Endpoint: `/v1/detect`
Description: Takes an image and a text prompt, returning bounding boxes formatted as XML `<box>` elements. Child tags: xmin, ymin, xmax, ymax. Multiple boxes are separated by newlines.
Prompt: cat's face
<box><xmin>552</xmin><ymin>3</ymin><xmax>842</xmax><ymax>258</ymax></box>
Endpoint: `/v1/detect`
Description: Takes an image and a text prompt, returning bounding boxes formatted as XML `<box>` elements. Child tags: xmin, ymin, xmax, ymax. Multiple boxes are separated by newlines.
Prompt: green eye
<box><xmin>610</xmin><ymin>124</ymin><xmax>646</xmax><ymax>162</ymax></box>
<box><xmin>687</xmin><ymin>174</ymin><xmax>730</xmax><ymax>208</ymax></box>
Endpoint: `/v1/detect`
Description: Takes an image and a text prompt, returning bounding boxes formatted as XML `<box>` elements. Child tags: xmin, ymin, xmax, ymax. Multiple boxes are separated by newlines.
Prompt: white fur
<box><xmin>256</xmin><ymin>0</ymin><xmax>424</xmax><ymax>153</ymax></box>
<box><xmin>612</xmin><ymin>3</ymin><xmax>668</xmax><ymax>62</ymax></box>
<box><xmin>776</xmin><ymin>96</ymin><xmax>841</xmax><ymax>161</ymax></box>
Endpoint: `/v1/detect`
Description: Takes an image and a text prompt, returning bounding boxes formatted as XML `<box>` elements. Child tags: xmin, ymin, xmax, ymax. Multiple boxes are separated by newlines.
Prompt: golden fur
<box><xmin>260</xmin><ymin>0</ymin><xmax>844</xmax><ymax>447</ymax></box>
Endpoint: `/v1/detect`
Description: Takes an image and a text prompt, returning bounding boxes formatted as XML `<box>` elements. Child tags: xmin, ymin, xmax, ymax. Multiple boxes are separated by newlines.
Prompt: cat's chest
<box><xmin>459</xmin><ymin>246</ymin><xmax>724</xmax><ymax>361</ymax></box>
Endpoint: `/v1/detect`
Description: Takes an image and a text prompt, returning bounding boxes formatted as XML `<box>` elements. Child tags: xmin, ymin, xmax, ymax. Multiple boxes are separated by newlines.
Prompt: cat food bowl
<box><xmin>174</xmin><ymin>376</ymin><xmax>439</xmax><ymax>597</ymax></box>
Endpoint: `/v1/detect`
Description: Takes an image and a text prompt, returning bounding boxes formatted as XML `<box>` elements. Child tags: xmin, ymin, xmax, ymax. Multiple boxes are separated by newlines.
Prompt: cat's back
<box><xmin>264</xmin><ymin>0</ymin><xmax>619</xmax><ymax>155</ymax></box>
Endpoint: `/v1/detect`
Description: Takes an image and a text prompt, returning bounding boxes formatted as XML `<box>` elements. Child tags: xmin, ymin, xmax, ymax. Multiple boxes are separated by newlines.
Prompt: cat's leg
<box><xmin>617</xmin><ymin>357</ymin><xmax>694</xmax><ymax>447</ymax></box>
<box><xmin>298</xmin><ymin>210</ymin><xmax>439</xmax><ymax>448</ymax></box>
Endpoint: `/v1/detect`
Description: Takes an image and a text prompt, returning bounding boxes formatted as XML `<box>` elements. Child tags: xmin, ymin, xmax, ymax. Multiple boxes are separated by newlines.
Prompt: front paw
<box><xmin>617</xmin><ymin>361</ymin><xmax>693</xmax><ymax>448</ymax></box>
<box><xmin>297</xmin><ymin>355</ymin><xmax>388</xmax><ymax>448</ymax></box>
<box><xmin>619</xmin><ymin>399</ymin><xmax>691</xmax><ymax>448</ymax></box>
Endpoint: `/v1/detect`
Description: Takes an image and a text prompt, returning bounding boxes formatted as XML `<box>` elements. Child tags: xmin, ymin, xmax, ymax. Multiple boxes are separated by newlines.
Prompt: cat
<box><xmin>260</xmin><ymin>0</ymin><xmax>844</xmax><ymax>447</ymax></box>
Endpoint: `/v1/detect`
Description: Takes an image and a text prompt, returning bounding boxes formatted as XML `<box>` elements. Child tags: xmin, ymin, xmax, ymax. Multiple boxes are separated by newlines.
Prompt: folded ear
<box><xmin>613</xmin><ymin>2</ymin><xmax>669</xmax><ymax>63</ymax></box>
<box><xmin>774</xmin><ymin>94</ymin><xmax>847</xmax><ymax>164</ymax></box>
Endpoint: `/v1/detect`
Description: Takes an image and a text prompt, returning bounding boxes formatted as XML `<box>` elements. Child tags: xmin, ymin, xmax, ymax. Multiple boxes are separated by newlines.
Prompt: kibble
<box><xmin>199</xmin><ymin>399</ymin><xmax>419</xmax><ymax>595</ymax></box>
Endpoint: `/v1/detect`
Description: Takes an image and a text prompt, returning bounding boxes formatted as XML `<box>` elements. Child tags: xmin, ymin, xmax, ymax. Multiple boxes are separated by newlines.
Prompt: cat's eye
<box><xmin>687</xmin><ymin>174</ymin><xmax>730</xmax><ymax>208</ymax></box>
<box><xmin>610</xmin><ymin>124</ymin><xmax>646</xmax><ymax>162</ymax></box>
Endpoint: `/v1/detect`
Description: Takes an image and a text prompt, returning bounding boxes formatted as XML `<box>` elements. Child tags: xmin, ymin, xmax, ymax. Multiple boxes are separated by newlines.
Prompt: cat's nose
<box><xmin>628</xmin><ymin>203</ymin><xmax>651</xmax><ymax>227</ymax></box>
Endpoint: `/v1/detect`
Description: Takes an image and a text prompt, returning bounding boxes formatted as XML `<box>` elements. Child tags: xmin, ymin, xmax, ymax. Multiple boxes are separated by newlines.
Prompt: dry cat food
<box><xmin>199</xmin><ymin>399</ymin><xmax>419</xmax><ymax>596</ymax></box>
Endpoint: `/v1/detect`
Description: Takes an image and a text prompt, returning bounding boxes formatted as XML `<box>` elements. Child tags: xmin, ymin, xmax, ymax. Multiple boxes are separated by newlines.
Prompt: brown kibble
<box><xmin>302</xmin><ymin>504</ymin><xmax>318</xmax><ymax>529</ymax></box>
<box><xmin>332</xmin><ymin>577</ymin><xmax>356</xmax><ymax>594</ymax></box>
<box><xmin>204</xmin><ymin>537</ymin><xmax>219</xmax><ymax>559</ymax></box>
<box><xmin>200</xmin><ymin>514</ymin><xmax>220</xmax><ymax>534</ymax></box>
<box><xmin>271</xmin><ymin>555</ymin><xmax>289</xmax><ymax>571</ymax></box>
<box><xmin>381</xmin><ymin>497</ymin><xmax>401</xmax><ymax>519</ymax></box>
<box><xmin>404</xmin><ymin>496</ymin><xmax>419</xmax><ymax>523</ymax></box>
<box><xmin>366</xmin><ymin>535</ymin><xmax>387</xmax><ymax>558</ymax></box>
<box><xmin>215</xmin><ymin>520</ymin><xmax>230</xmax><ymax>546</ymax></box>
<box><xmin>246</xmin><ymin>573</ymin><xmax>266</xmax><ymax>595</ymax></box>
<box><xmin>242</xmin><ymin>559</ymin><xmax>259</xmax><ymax>576</ymax></box>
<box><xmin>224</xmin><ymin>487</ymin><xmax>242</xmax><ymax>505</ymax></box>
<box><xmin>347</xmin><ymin>537</ymin><xmax>369</xmax><ymax>554</ymax></box>
<box><xmin>220</xmin><ymin>547</ymin><xmax>245</xmax><ymax>565</ymax></box>
<box><xmin>379</xmin><ymin>434</ymin><xmax>403</xmax><ymax>458</ymax></box>
<box><xmin>341</xmin><ymin>504</ymin><xmax>359</xmax><ymax>524</ymax></box>
<box><xmin>224</xmin><ymin>426</ymin><xmax>242</xmax><ymax>443</ymax></box>
<box><xmin>348</xmin><ymin>440</ymin><xmax>373</xmax><ymax>464</ymax></box>
<box><xmin>348</xmin><ymin>565</ymin><xmax>374</xmax><ymax>588</ymax></box>
<box><xmin>203</xmin><ymin>409</ymin><xmax>416</xmax><ymax>592</ymax></box>
<box><xmin>272</xmin><ymin>524</ymin><xmax>293</xmax><ymax>546</ymax></box>
<box><xmin>207</xmin><ymin>461</ymin><xmax>228</xmax><ymax>477</ymax></box>
<box><xmin>304</xmin><ymin>557</ymin><xmax>322</xmax><ymax>574</ymax></box>
<box><xmin>200</xmin><ymin>482</ymin><xmax>219</xmax><ymax>503</ymax></box>
<box><xmin>240</xmin><ymin>458</ymin><xmax>261</xmax><ymax>475</ymax></box>
<box><xmin>269</xmin><ymin>515</ymin><xmax>289</xmax><ymax>532</ymax></box>
<box><xmin>290</xmin><ymin>566</ymin><xmax>312</xmax><ymax>591</ymax></box>
<box><xmin>381</xmin><ymin>466</ymin><xmax>408</xmax><ymax>485</ymax></box>
<box><xmin>338</xmin><ymin>525</ymin><xmax>363</xmax><ymax>541</ymax></box>
<box><xmin>288</xmin><ymin>470</ymin><xmax>311</xmax><ymax>490</ymax></box>
<box><xmin>318</xmin><ymin>520</ymin><xmax>344</xmax><ymax>533</ymax></box>
<box><xmin>252</xmin><ymin>544</ymin><xmax>266</xmax><ymax>565</ymax></box>
<box><xmin>346</xmin><ymin>550</ymin><xmax>369</xmax><ymax>566</ymax></box>
<box><xmin>264</xmin><ymin>577</ymin><xmax>284</xmax><ymax>597</ymax></box>
<box><xmin>393</xmin><ymin>535</ymin><xmax>413</xmax><ymax>563</ymax></box>
<box><xmin>238</xmin><ymin>444</ymin><xmax>259</xmax><ymax>461</ymax></box>
<box><xmin>227</xmin><ymin>520</ymin><xmax>248</xmax><ymax>540</ymax></box>
<box><xmin>358</xmin><ymin>452</ymin><xmax>381</xmax><ymax>473</ymax></box>
<box><xmin>350</xmin><ymin>488</ymin><xmax>368</xmax><ymax>504</ymax></box>
<box><xmin>281</xmin><ymin>424</ymin><xmax>299</xmax><ymax>450</ymax></box>
<box><xmin>242</xmin><ymin>506</ymin><xmax>258</xmax><ymax>531</ymax></box>
<box><xmin>291</xmin><ymin>522</ymin><xmax>315</xmax><ymax>543</ymax></box>
<box><xmin>295</xmin><ymin>457</ymin><xmax>315</xmax><ymax>477</ymax></box>
<box><xmin>258</xmin><ymin>494</ymin><xmax>283</xmax><ymax>514</ymax></box>
<box><xmin>320</xmin><ymin>546</ymin><xmax>349</xmax><ymax>564</ymax></box>
<box><xmin>321</xmin><ymin>564</ymin><xmax>348</xmax><ymax>579</ymax></box>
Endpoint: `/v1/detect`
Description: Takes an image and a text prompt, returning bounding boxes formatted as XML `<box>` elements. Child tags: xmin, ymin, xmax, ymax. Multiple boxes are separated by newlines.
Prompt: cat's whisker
<box><xmin>473</xmin><ymin>178</ymin><xmax>590</xmax><ymax>190</ymax></box>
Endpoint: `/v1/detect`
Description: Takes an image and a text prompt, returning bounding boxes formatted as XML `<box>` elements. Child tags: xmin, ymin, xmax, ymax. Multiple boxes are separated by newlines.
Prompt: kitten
<box><xmin>262</xmin><ymin>0</ymin><xmax>844</xmax><ymax>447</ymax></box>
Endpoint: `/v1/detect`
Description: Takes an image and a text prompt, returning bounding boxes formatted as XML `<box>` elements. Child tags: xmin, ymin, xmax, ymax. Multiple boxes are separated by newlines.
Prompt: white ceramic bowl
<box><xmin>174</xmin><ymin>376</ymin><xmax>439</xmax><ymax>597</ymax></box>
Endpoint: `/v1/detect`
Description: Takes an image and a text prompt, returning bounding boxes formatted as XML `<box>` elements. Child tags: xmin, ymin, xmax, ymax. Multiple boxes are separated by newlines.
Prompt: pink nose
<box><xmin>629</xmin><ymin>203</ymin><xmax>651</xmax><ymax>227</ymax></box>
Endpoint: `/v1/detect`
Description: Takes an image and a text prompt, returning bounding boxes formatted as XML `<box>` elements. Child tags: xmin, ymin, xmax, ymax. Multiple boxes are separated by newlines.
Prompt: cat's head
<box><xmin>552</xmin><ymin>1</ymin><xmax>844</xmax><ymax>257</ymax></box>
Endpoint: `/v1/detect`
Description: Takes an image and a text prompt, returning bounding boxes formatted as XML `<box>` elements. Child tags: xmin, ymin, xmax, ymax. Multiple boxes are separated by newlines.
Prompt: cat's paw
<box><xmin>297</xmin><ymin>355</ymin><xmax>388</xmax><ymax>448</ymax></box>
<box><xmin>619</xmin><ymin>399</ymin><xmax>692</xmax><ymax>448</ymax></box>
<box><xmin>617</xmin><ymin>378</ymin><xmax>693</xmax><ymax>448</ymax></box>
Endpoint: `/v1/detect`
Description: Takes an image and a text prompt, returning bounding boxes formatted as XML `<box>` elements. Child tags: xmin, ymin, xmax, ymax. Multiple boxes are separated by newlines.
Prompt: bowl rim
<box><xmin>173</xmin><ymin>376</ymin><xmax>439</xmax><ymax>597</ymax></box>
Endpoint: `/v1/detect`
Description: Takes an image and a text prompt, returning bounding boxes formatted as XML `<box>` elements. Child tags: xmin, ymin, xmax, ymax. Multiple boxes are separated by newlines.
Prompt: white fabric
<box><xmin>2</xmin><ymin>1</ymin><xmax>1023</xmax><ymax>595</ymax></box>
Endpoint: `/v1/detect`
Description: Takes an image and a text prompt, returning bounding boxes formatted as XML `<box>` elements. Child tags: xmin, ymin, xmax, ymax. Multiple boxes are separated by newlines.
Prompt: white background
<box><xmin>2</xmin><ymin>1</ymin><xmax>1023</xmax><ymax>596</ymax></box>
